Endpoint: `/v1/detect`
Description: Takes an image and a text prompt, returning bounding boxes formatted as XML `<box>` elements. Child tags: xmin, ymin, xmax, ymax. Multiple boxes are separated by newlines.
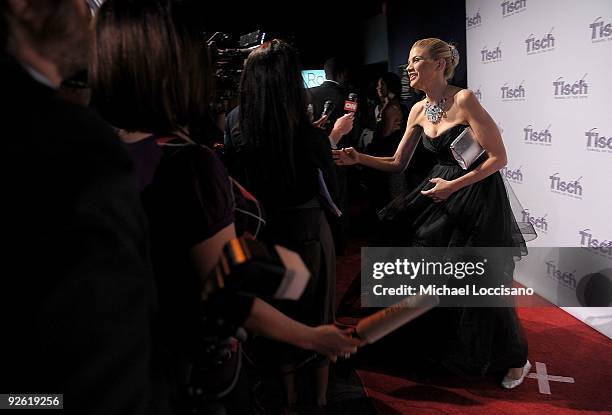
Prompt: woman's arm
<box><xmin>334</xmin><ymin>102</ymin><xmax>423</xmax><ymax>173</ymax></box>
<box><xmin>191</xmin><ymin>223</ymin><xmax>236</xmax><ymax>280</ymax></box>
<box><xmin>449</xmin><ymin>89</ymin><xmax>507</xmax><ymax>190</ymax></box>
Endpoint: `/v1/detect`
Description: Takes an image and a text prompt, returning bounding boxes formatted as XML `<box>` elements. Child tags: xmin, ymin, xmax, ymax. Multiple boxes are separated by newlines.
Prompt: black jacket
<box><xmin>308</xmin><ymin>80</ymin><xmax>359</xmax><ymax>148</ymax></box>
<box><xmin>0</xmin><ymin>55</ymin><xmax>157</xmax><ymax>415</ymax></box>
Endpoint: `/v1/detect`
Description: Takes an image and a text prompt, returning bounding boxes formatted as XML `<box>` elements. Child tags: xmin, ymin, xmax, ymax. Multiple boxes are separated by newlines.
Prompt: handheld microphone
<box><xmin>321</xmin><ymin>100</ymin><xmax>334</xmax><ymax>117</ymax></box>
<box><xmin>343</xmin><ymin>93</ymin><xmax>358</xmax><ymax>114</ymax></box>
<box><xmin>307</xmin><ymin>104</ymin><xmax>314</xmax><ymax>122</ymax></box>
<box><xmin>354</xmin><ymin>295</ymin><xmax>439</xmax><ymax>344</ymax></box>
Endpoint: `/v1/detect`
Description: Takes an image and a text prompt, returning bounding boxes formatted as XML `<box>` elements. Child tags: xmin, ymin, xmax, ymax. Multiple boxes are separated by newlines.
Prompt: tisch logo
<box><xmin>481</xmin><ymin>43</ymin><xmax>502</xmax><ymax>63</ymax></box>
<box><xmin>521</xmin><ymin>209</ymin><xmax>548</xmax><ymax>234</ymax></box>
<box><xmin>526</xmin><ymin>28</ymin><xmax>555</xmax><ymax>54</ymax></box>
<box><xmin>549</xmin><ymin>173</ymin><xmax>582</xmax><ymax>199</ymax></box>
<box><xmin>590</xmin><ymin>17</ymin><xmax>612</xmax><ymax>42</ymax></box>
<box><xmin>501</xmin><ymin>0</ymin><xmax>527</xmax><ymax>17</ymax></box>
<box><xmin>501</xmin><ymin>81</ymin><xmax>525</xmax><ymax>101</ymax></box>
<box><xmin>579</xmin><ymin>229</ymin><xmax>612</xmax><ymax>258</ymax></box>
<box><xmin>500</xmin><ymin>165</ymin><xmax>523</xmax><ymax>184</ymax></box>
<box><xmin>473</xmin><ymin>86</ymin><xmax>482</xmax><ymax>101</ymax></box>
<box><xmin>523</xmin><ymin>124</ymin><xmax>551</xmax><ymax>146</ymax></box>
<box><xmin>545</xmin><ymin>260</ymin><xmax>576</xmax><ymax>290</ymax></box>
<box><xmin>553</xmin><ymin>74</ymin><xmax>588</xmax><ymax>99</ymax></box>
<box><xmin>466</xmin><ymin>10</ymin><xmax>482</xmax><ymax>29</ymax></box>
<box><xmin>585</xmin><ymin>128</ymin><xmax>612</xmax><ymax>153</ymax></box>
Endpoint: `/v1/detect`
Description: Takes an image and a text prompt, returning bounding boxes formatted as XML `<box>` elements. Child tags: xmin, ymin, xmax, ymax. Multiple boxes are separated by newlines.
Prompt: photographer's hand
<box><xmin>329</xmin><ymin>113</ymin><xmax>355</xmax><ymax>145</ymax></box>
<box><xmin>244</xmin><ymin>299</ymin><xmax>359</xmax><ymax>361</ymax></box>
<box><xmin>307</xmin><ymin>325</ymin><xmax>360</xmax><ymax>362</ymax></box>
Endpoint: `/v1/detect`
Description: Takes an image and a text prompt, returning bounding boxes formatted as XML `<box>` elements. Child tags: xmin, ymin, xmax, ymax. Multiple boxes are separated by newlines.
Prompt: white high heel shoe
<box><xmin>501</xmin><ymin>360</ymin><xmax>532</xmax><ymax>389</ymax></box>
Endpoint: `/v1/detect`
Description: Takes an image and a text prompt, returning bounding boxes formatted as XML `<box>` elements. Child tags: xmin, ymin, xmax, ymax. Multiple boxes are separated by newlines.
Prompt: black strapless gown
<box><xmin>377</xmin><ymin>124</ymin><xmax>535</xmax><ymax>376</ymax></box>
<box><xmin>379</xmin><ymin>124</ymin><xmax>533</xmax><ymax>249</ymax></box>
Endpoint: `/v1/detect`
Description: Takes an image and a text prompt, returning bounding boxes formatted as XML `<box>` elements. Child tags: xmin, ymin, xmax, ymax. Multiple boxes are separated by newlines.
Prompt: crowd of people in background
<box><xmin>2</xmin><ymin>0</ymin><xmax>362</xmax><ymax>414</ymax></box>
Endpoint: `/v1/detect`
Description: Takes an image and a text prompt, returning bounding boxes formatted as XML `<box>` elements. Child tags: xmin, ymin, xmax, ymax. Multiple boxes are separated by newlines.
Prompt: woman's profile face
<box><xmin>407</xmin><ymin>46</ymin><xmax>438</xmax><ymax>89</ymax></box>
<box><xmin>376</xmin><ymin>79</ymin><xmax>388</xmax><ymax>99</ymax></box>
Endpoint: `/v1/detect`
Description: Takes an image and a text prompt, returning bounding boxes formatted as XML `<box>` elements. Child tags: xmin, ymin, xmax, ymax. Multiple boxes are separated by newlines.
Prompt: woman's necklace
<box><xmin>425</xmin><ymin>96</ymin><xmax>447</xmax><ymax>124</ymax></box>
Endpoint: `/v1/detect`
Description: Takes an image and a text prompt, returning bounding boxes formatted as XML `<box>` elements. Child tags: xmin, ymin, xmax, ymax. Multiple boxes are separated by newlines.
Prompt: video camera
<box><xmin>206</xmin><ymin>30</ymin><xmax>266</xmax><ymax>113</ymax></box>
<box><xmin>182</xmin><ymin>236</ymin><xmax>309</xmax><ymax>411</ymax></box>
<box><xmin>198</xmin><ymin>234</ymin><xmax>309</xmax><ymax>346</ymax></box>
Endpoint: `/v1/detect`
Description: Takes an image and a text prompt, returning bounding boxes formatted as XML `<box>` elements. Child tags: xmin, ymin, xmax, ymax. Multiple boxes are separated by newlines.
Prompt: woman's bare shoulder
<box><xmin>453</xmin><ymin>87</ymin><xmax>478</xmax><ymax>105</ymax></box>
<box><xmin>411</xmin><ymin>99</ymin><xmax>426</xmax><ymax>114</ymax></box>
<box><xmin>407</xmin><ymin>100</ymin><xmax>425</xmax><ymax>127</ymax></box>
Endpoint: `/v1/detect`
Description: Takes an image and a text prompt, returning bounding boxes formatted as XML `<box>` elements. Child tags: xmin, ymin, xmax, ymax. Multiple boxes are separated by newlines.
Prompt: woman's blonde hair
<box><xmin>412</xmin><ymin>38</ymin><xmax>460</xmax><ymax>81</ymax></box>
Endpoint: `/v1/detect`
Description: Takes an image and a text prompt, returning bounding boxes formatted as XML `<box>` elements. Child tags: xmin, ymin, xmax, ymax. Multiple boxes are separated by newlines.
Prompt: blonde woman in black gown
<box><xmin>334</xmin><ymin>38</ymin><xmax>532</xmax><ymax>388</ymax></box>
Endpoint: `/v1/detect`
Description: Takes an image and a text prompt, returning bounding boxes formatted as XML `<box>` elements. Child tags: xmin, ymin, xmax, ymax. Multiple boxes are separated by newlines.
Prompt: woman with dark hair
<box><xmin>366</xmin><ymin>71</ymin><xmax>409</xmax><ymax>209</ymax></box>
<box><xmin>375</xmin><ymin>72</ymin><xmax>405</xmax><ymax>138</ymax></box>
<box><xmin>237</xmin><ymin>39</ymin><xmax>339</xmax><ymax>407</ymax></box>
<box><xmin>90</xmin><ymin>2</ymin><xmax>358</xmax><ymax>413</ymax></box>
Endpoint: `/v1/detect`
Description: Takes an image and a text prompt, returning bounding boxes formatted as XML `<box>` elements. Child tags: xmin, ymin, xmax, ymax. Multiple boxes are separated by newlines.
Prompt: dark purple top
<box><xmin>127</xmin><ymin>137</ymin><xmax>252</xmax><ymax>371</ymax></box>
<box><xmin>127</xmin><ymin>136</ymin><xmax>235</xmax><ymax>244</ymax></box>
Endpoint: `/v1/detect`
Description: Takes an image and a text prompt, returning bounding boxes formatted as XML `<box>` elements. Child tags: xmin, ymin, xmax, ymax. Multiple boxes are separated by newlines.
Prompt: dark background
<box><xmin>197</xmin><ymin>0</ymin><xmax>467</xmax><ymax>89</ymax></box>
<box><xmin>386</xmin><ymin>0</ymin><xmax>466</xmax><ymax>87</ymax></box>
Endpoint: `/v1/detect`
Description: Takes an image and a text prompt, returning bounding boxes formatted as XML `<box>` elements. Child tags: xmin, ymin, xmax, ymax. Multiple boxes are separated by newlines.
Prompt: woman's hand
<box><xmin>329</xmin><ymin>113</ymin><xmax>355</xmax><ymax>145</ymax></box>
<box><xmin>332</xmin><ymin>147</ymin><xmax>360</xmax><ymax>166</ymax></box>
<box><xmin>313</xmin><ymin>114</ymin><xmax>330</xmax><ymax>129</ymax></box>
<box><xmin>332</xmin><ymin>113</ymin><xmax>355</xmax><ymax>137</ymax></box>
<box><xmin>306</xmin><ymin>325</ymin><xmax>360</xmax><ymax>362</ymax></box>
<box><xmin>420</xmin><ymin>178</ymin><xmax>458</xmax><ymax>202</ymax></box>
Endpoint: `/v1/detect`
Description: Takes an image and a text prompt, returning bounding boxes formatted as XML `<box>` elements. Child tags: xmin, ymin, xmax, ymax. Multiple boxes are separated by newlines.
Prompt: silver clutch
<box><xmin>449</xmin><ymin>126</ymin><xmax>486</xmax><ymax>170</ymax></box>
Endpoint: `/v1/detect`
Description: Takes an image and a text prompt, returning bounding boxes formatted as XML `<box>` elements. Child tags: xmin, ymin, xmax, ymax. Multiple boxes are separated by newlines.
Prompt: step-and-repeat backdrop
<box><xmin>465</xmin><ymin>0</ymin><xmax>612</xmax><ymax>337</ymax></box>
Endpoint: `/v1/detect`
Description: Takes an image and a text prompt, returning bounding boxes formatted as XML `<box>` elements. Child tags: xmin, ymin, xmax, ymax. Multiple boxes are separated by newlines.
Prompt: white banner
<box><xmin>466</xmin><ymin>0</ymin><xmax>612</xmax><ymax>337</ymax></box>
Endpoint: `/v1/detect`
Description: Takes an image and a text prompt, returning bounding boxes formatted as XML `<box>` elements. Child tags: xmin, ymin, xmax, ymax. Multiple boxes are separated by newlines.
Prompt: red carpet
<box><xmin>336</xmin><ymin>239</ymin><xmax>612</xmax><ymax>415</ymax></box>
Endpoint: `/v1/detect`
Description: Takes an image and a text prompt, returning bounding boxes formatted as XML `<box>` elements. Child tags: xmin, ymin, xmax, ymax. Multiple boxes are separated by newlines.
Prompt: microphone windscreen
<box><xmin>322</xmin><ymin>100</ymin><xmax>333</xmax><ymax>116</ymax></box>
